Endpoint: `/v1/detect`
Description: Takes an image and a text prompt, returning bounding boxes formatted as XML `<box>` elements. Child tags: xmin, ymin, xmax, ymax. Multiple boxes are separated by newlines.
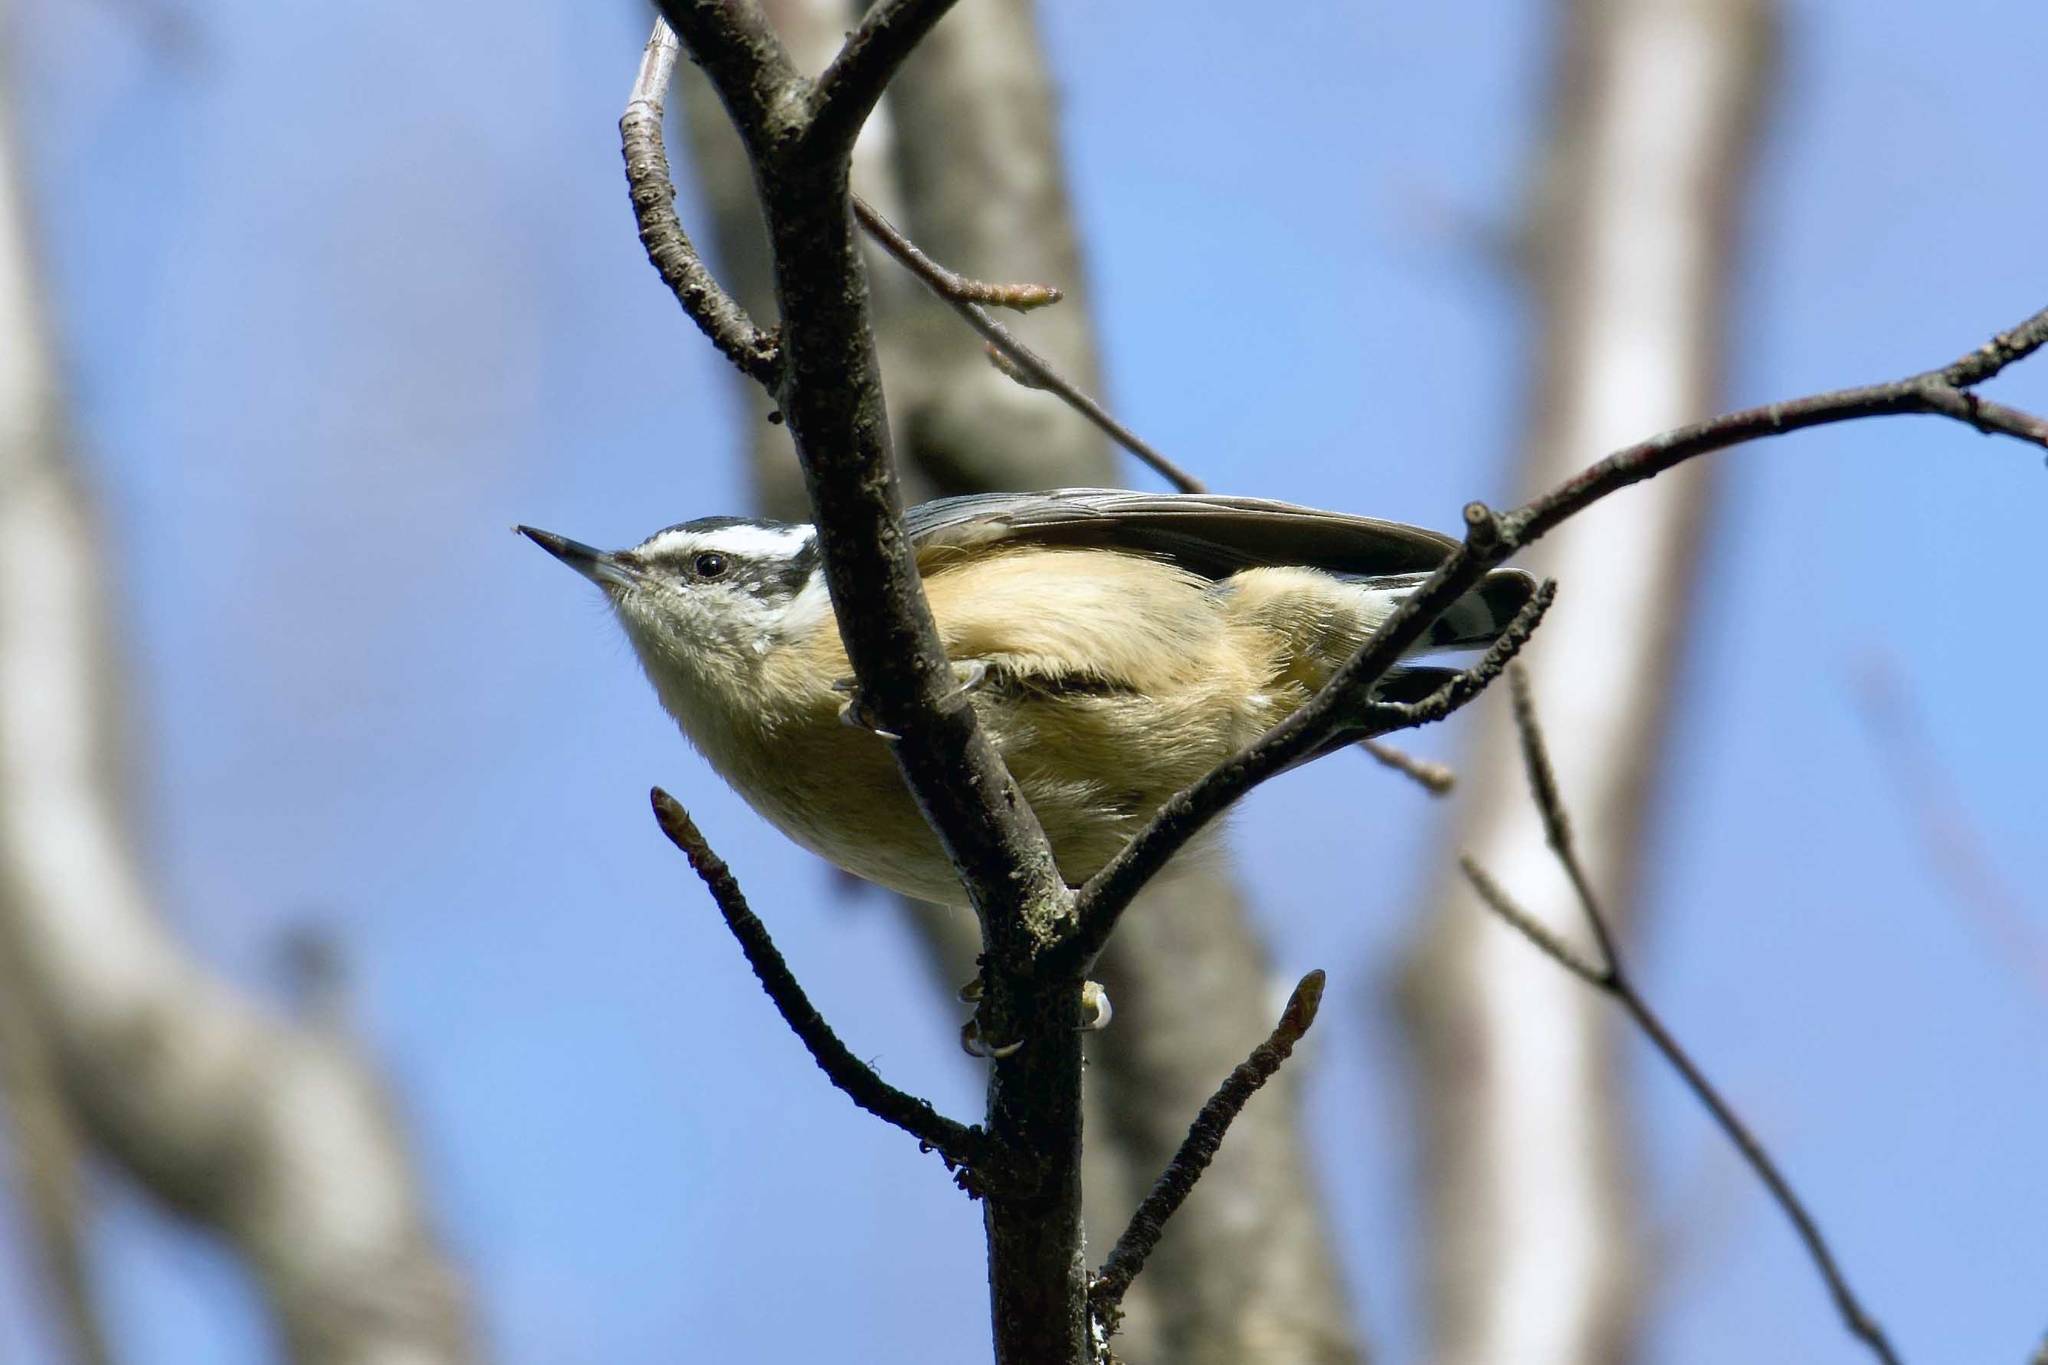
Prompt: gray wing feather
<box><xmin>904</xmin><ymin>488</ymin><xmax>1460</xmax><ymax>579</ymax></box>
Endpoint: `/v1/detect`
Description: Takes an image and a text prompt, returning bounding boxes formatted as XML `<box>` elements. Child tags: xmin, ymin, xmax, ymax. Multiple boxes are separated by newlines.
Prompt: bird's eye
<box><xmin>693</xmin><ymin>551</ymin><xmax>731</xmax><ymax>580</ymax></box>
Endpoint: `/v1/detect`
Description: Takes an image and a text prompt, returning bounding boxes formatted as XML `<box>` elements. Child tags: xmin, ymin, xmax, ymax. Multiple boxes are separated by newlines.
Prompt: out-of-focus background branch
<box><xmin>1398</xmin><ymin>0</ymin><xmax>1774</xmax><ymax>1359</ymax></box>
<box><xmin>0</xmin><ymin>32</ymin><xmax>469</xmax><ymax>1365</ymax></box>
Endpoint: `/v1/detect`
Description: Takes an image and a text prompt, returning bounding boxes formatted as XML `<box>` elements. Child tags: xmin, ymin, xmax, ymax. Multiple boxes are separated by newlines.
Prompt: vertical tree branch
<box><xmin>875</xmin><ymin>6</ymin><xmax>1362</xmax><ymax>1359</ymax></box>
<box><xmin>648</xmin><ymin>4</ymin><xmax>1091</xmax><ymax>1357</ymax></box>
<box><xmin>0</xmin><ymin>48</ymin><xmax>471</xmax><ymax>1364</ymax></box>
<box><xmin>659</xmin><ymin>5</ymin><xmax>1357</xmax><ymax>1356</ymax></box>
<box><xmin>1396</xmin><ymin>0</ymin><xmax>1775</xmax><ymax>1361</ymax></box>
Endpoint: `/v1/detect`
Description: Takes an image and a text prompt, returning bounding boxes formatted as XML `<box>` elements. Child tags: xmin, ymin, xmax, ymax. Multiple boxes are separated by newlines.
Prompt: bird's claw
<box><xmin>1079</xmin><ymin>980</ymin><xmax>1114</xmax><ymax>1032</ymax></box>
<box><xmin>960</xmin><ymin>1018</ymin><xmax>1023</xmax><ymax>1059</ymax></box>
<box><xmin>832</xmin><ymin>678</ymin><xmax>901</xmax><ymax>741</ymax></box>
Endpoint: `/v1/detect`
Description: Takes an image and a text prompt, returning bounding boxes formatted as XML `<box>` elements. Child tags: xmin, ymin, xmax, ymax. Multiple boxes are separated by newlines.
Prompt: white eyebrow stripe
<box><xmin>638</xmin><ymin>524</ymin><xmax>816</xmax><ymax>559</ymax></box>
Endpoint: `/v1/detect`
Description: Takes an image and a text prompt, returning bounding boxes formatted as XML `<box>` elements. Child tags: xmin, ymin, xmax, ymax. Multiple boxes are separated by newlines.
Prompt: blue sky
<box><xmin>4</xmin><ymin>0</ymin><xmax>2045</xmax><ymax>1361</ymax></box>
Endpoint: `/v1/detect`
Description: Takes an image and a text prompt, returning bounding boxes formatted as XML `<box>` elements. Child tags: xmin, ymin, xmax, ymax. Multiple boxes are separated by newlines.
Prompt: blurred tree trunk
<box><xmin>676</xmin><ymin>3</ymin><xmax>1360</xmax><ymax>1360</ymax></box>
<box><xmin>0</xmin><ymin>38</ymin><xmax>472</xmax><ymax>1365</ymax></box>
<box><xmin>1396</xmin><ymin>0</ymin><xmax>1773</xmax><ymax>1361</ymax></box>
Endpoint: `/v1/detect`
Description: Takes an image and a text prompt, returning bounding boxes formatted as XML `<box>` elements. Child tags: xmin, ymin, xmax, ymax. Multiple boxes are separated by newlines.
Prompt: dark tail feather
<box><xmin>1360</xmin><ymin>567</ymin><xmax>1538</xmax><ymax>652</ymax></box>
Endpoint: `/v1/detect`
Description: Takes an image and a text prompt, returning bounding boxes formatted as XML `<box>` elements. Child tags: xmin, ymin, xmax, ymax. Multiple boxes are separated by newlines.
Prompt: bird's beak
<box><xmin>516</xmin><ymin>526</ymin><xmax>643</xmax><ymax>590</ymax></box>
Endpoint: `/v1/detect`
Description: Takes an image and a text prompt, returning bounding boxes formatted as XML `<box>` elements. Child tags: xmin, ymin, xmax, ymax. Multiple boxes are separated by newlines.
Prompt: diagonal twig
<box><xmin>852</xmin><ymin>194</ymin><xmax>1063</xmax><ymax>311</ymax></box>
<box><xmin>1461</xmin><ymin>668</ymin><xmax>1902</xmax><ymax>1365</ymax></box>
<box><xmin>1359</xmin><ymin>579</ymin><xmax>1558</xmax><ymax>733</ymax></box>
<box><xmin>651</xmin><ymin>788</ymin><xmax>989</xmax><ymax>1178</ymax></box>
<box><xmin>1087</xmin><ymin>969</ymin><xmax>1327</xmax><ymax>1333</ymax></box>
<box><xmin>852</xmin><ymin>194</ymin><xmax>1207</xmax><ymax>494</ymax></box>
<box><xmin>1357</xmin><ymin>738</ymin><xmax>1456</xmax><ymax>795</ymax></box>
<box><xmin>1065</xmin><ymin>302</ymin><xmax>2048</xmax><ymax>973</ymax></box>
<box><xmin>1054</xmin><ymin>523</ymin><xmax>1546</xmax><ymax>976</ymax></box>
<box><xmin>622</xmin><ymin>21</ymin><xmax>781</xmax><ymax>386</ymax></box>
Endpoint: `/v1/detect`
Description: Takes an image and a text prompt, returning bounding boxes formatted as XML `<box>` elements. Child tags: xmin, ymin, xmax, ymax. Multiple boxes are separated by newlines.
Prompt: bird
<box><xmin>520</xmin><ymin>489</ymin><xmax>1535</xmax><ymax>907</ymax></box>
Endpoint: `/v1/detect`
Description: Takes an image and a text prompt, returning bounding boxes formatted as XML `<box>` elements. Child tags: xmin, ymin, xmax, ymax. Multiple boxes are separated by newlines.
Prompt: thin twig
<box><xmin>1361</xmin><ymin>579</ymin><xmax>1558</xmax><ymax>733</ymax></box>
<box><xmin>1512</xmin><ymin>305</ymin><xmax>2048</xmax><ymax>545</ymax></box>
<box><xmin>622</xmin><ymin>21</ymin><xmax>781</xmax><ymax>385</ymax></box>
<box><xmin>852</xmin><ymin>196</ymin><xmax>1062</xmax><ymax>310</ymax></box>
<box><xmin>852</xmin><ymin>195</ymin><xmax>1206</xmax><ymax>494</ymax></box>
<box><xmin>1065</xmin><ymin>302</ymin><xmax>2048</xmax><ymax>972</ymax></box>
<box><xmin>1055</xmin><ymin>527</ymin><xmax>1542</xmax><ymax>975</ymax></box>
<box><xmin>650</xmin><ymin>788</ymin><xmax>989</xmax><ymax>1177</ymax></box>
<box><xmin>1357</xmin><ymin>739</ymin><xmax>1456</xmax><ymax>796</ymax></box>
<box><xmin>1461</xmin><ymin>668</ymin><xmax>1902</xmax><ymax>1365</ymax></box>
<box><xmin>1087</xmin><ymin>970</ymin><xmax>1327</xmax><ymax>1332</ymax></box>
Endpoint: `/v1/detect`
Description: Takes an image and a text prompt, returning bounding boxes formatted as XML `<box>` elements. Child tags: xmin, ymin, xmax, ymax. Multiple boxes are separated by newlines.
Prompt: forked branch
<box><xmin>1460</xmin><ymin>669</ymin><xmax>1902</xmax><ymax>1365</ymax></box>
<box><xmin>1066</xmin><ymin>304</ymin><xmax>2048</xmax><ymax>973</ymax></box>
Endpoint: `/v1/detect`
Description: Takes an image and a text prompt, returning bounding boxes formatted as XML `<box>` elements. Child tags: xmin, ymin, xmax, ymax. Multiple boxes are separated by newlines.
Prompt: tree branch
<box><xmin>639</xmin><ymin>12</ymin><xmax>1094</xmax><ymax>1352</ymax></box>
<box><xmin>654</xmin><ymin>0</ymin><xmax>808</xmax><ymax>161</ymax></box>
<box><xmin>852</xmin><ymin>193</ymin><xmax>1206</xmax><ymax>493</ymax></box>
<box><xmin>1357</xmin><ymin>578</ymin><xmax>1558</xmax><ymax>733</ymax></box>
<box><xmin>1064</xmin><ymin>301</ymin><xmax>2048</xmax><ymax>974</ymax></box>
<box><xmin>810</xmin><ymin>0</ymin><xmax>967</xmax><ymax>160</ymax></box>
<box><xmin>622</xmin><ymin>22</ymin><xmax>781</xmax><ymax>385</ymax></box>
<box><xmin>1463</xmin><ymin>669</ymin><xmax>1902</xmax><ymax>1365</ymax></box>
<box><xmin>650</xmin><ymin>788</ymin><xmax>989</xmax><ymax>1176</ymax></box>
<box><xmin>1057</xmin><ymin>504</ymin><xmax>1511</xmax><ymax>974</ymax></box>
<box><xmin>1512</xmin><ymin>305</ymin><xmax>2048</xmax><ymax>545</ymax></box>
<box><xmin>852</xmin><ymin>194</ymin><xmax>1063</xmax><ymax>310</ymax></box>
<box><xmin>1087</xmin><ymin>970</ymin><xmax>1327</xmax><ymax>1333</ymax></box>
<box><xmin>1357</xmin><ymin>737</ymin><xmax>1457</xmax><ymax>795</ymax></box>
<box><xmin>650</xmin><ymin>0</ymin><xmax>1071</xmax><ymax>951</ymax></box>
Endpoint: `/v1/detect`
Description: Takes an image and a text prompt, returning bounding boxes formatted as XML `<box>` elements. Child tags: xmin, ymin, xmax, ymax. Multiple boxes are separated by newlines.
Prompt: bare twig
<box><xmin>650</xmin><ymin>788</ymin><xmax>988</xmax><ymax>1175</ymax></box>
<box><xmin>1358</xmin><ymin>738</ymin><xmax>1456</xmax><ymax>795</ymax></box>
<box><xmin>1057</xmin><ymin>514</ymin><xmax>1538</xmax><ymax>974</ymax></box>
<box><xmin>853</xmin><ymin>195</ymin><xmax>1062</xmax><ymax>310</ymax></box>
<box><xmin>1066</xmin><ymin>301</ymin><xmax>2048</xmax><ymax>973</ymax></box>
<box><xmin>1088</xmin><ymin>970</ymin><xmax>1327</xmax><ymax>1331</ymax></box>
<box><xmin>1513</xmin><ymin>305</ymin><xmax>2048</xmax><ymax>544</ymax></box>
<box><xmin>1360</xmin><ymin>578</ymin><xmax>1558</xmax><ymax>731</ymax></box>
<box><xmin>622</xmin><ymin>22</ymin><xmax>781</xmax><ymax>386</ymax></box>
<box><xmin>853</xmin><ymin>194</ymin><xmax>1206</xmax><ymax>493</ymax></box>
<box><xmin>1463</xmin><ymin>668</ymin><xmax>1902</xmax><ymax>1365</ymax></box>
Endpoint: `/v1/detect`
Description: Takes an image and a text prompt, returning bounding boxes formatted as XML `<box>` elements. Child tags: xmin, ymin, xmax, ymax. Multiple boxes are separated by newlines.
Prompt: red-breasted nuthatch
<box><xmin>521</xmin><ymin>489</ymin><xmax>1534</xmax><ymax>906</ymax></box>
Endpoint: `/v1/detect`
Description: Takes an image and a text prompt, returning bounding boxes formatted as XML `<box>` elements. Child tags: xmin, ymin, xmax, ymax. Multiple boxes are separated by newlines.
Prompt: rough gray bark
<box><xmin>0</xmin><ymin>44</ymin><xmax>472</xmax><ymax>1365</ymax></box>
<box><xmin>1396</xmin><ymin>0</ymin><xmax>1774</xmax><ymax>1360</ymax></box>
<box><xmin>676</xmin><ymin>3</ymin><xmax>1358</xmax><ymax>1359</ymax></box>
